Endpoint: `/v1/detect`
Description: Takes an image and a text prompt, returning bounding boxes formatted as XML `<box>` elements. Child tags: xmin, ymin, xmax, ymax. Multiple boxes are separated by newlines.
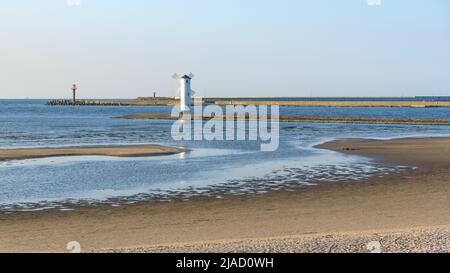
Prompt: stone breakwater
<box><xmin>46</xmin><ymin>98</ymin><xmax>178</xmax><ymax>106</ymax></box>
<box><xmin>46</xmin><ymin>98</ymin><xmax>450</xmax><ymax>108</ymax></box>
<box><xmin>213</xmin><ymin>100</ymin><xmax>450</xmax><ymax>108</ymax></box>
<box><xmin>116</xmin><ymin>113</ymin><xmax>450</xmax><ymax>125</ymax></box>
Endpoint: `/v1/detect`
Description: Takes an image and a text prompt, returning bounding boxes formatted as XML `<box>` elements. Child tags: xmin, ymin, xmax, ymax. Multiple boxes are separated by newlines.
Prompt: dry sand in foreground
<box><xmin>0</xmin><ymin>145</ymin><xmax>184</xmax><ymax>161</ymax></box>
<box><xmin>106</xmin><ymin>226</ymin><xmax>450</xmax><ymax>253</ymax></box>
<box><xmin>0</xmin><ymin>137</ymin><xmax>449</xmax><ymax>253</ymax></box>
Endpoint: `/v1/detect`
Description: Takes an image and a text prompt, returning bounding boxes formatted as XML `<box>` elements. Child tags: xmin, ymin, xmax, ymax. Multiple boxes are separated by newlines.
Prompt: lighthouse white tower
<box><xmin>173</xmin><ymin>73</ymin><xmax>195</xmax><ymax>112</ymax></box>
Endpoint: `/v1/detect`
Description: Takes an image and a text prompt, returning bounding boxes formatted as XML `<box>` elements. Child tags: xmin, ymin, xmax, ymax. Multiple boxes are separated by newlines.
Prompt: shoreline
<box><xmin>0</xmin><ymin>137</ymin><xmax>449</xmax><ymax>252</ymax></box>
<box><xmin>0</xmin><ymin>145</ymin><xmax>184</xmax><ymax>162</ymax></box>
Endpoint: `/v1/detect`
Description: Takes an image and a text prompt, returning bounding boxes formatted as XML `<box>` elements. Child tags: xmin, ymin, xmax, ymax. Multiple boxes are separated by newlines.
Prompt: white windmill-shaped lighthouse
<box><xmin>173</xmin><ymin>73</ymin><xmax>195</xmax><ymax>113</ymax></box>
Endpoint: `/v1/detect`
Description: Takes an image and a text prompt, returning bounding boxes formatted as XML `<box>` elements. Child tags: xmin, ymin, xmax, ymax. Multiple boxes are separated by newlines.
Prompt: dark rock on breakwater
<box><xmin>116</xmin><ymin>113</ymin><xmax>450</xmax><ymax>126</ymax></box>
<box><xmin>46</xmin><ymin>98</ymin><xmax>178</xmax><ymax>106</ymax></box>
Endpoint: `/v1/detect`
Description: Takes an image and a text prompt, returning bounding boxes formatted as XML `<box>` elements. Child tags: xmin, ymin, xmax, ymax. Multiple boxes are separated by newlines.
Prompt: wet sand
<box><xmin>0</xmin><ymin>137</ymin><xmax>449</xmax><ymax>253</ymax></box>
<box><xmin>0</xmin><ymin>145</ymin><xmax>184</xmax><ymax>161</ymax></box>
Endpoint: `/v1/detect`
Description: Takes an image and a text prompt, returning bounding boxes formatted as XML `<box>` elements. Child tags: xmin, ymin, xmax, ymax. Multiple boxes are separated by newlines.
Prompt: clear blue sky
<box><xmin>0</xmin><ymin>0</ymin><xmax>449</xmax><ymax>99</ymax></box>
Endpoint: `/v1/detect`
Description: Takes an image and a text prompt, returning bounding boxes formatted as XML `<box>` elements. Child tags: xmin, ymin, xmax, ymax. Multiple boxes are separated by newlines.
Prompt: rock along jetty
<box><xmin>116</xmin><ymin>113</ymin><xmax>450</xmax><ymax>126</ymax></box>
<box><xmin>46</xmin><ymin>97</ymin><xmax>178</xmax><ymax>106</ymax></box>
<box><xmin>46</xmin><ymin>98</ymin><xmax>450</xmax><ymax>108</ymax></box>
<box><xmin>46</xmin><ymin>100</ymin><xmax>123</xmax><ymax>106</ymax></box>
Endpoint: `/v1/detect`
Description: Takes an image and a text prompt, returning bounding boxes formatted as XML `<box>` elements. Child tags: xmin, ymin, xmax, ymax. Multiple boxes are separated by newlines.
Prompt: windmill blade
<box><xmin>173</xmin><ymin>73</ymin><xmax>181</xmax><ymax>97</ymax></box>
<box><xmin>175</xmin><ymin>80</ymin><xmax>181</xmax><ymax>96</ymax></box>
<box><xmin>188</xmin><ymin>73</ymin><xmax>195</xmax><ymax>79</ymax></box>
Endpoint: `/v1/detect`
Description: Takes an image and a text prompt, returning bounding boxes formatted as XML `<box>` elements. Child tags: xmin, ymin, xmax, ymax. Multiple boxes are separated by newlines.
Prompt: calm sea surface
<box><xmin>0</xmin><ymin>100</ymin><xmax>449</xmax><ymax>211</ymax></box>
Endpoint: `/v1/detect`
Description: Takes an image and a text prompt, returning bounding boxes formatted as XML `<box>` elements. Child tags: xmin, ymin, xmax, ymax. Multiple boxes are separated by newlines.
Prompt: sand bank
<box><xmin>0</xmin><ymin>137</ymin><xmax>449</xmax><ymax>253</ymax></box>
<box><xmin>117</xmin><ymin>113</ymin><xmax>450</xmax><ymax>125</ymax></box>
<box><xmin>0</xmin><ymin>145</ymin><xmax>184</xmax><ymax>161</ymax></box>
<box><xmin>315</xmin><ymin>137</ymin><xmax>450</xmax><ymax>167</ymax></box>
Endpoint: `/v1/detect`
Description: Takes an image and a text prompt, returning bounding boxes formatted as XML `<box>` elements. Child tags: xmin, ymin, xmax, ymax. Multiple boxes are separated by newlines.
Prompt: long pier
<box><xmin>46</xmin><ymin>98</ymin><xmax>178</xmax><ymax>106</ymax></box>
<box><xmin>212</xmin><ymin>100</ymin><xmax>450</xmax><ymax>108</ymax></box>
<box><xmin>46</xmin><ymin>98</ymin><xmax>450</xmax><ymax>108</ymax></box>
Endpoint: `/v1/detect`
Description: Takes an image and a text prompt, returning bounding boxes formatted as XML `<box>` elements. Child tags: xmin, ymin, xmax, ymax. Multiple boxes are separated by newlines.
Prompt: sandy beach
<box><xmin>0</xmin><ymin>137</ymin><xmax>449</xmax><ymax>253</ymax></box>
<box><xmin>0</xmin><ymin>145</ymin><xmax>184</xmax><ymax>161</ymax></box>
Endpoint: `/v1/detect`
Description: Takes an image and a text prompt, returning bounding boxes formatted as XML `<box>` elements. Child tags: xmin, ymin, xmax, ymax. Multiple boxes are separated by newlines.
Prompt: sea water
<box><xmin>0</xmin><ymin>100</ymin><xmax>449</xmax><ymax>211</ymax></box>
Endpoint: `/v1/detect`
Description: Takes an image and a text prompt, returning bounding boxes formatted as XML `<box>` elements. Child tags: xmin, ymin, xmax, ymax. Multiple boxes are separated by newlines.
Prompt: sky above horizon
<box><xmin>0</xmin><ymin>0</ymin><xmax>449</xmax><ymax>99</ymax></box>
